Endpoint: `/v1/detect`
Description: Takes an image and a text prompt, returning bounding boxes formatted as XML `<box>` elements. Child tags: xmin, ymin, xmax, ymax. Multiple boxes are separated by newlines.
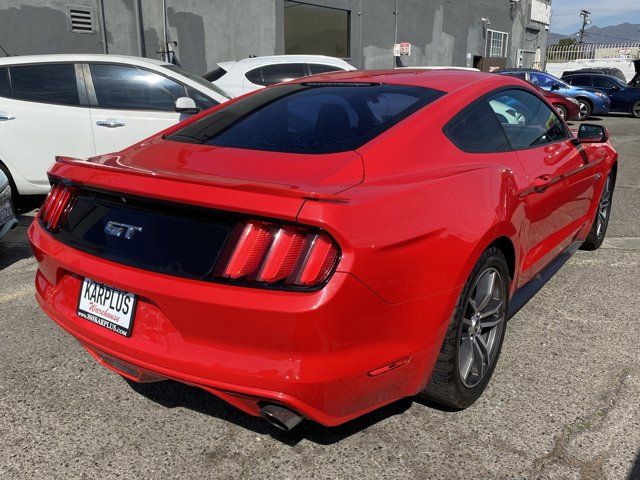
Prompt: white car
<box><xmin>204</xmin><ymin>55</ymin><xmax>356</xmax><ymax>98</ymax></box>
<box><xmin>0</xmin><ymin>54</ymin><xmax>230</xmax><ymax>207</ymax></box>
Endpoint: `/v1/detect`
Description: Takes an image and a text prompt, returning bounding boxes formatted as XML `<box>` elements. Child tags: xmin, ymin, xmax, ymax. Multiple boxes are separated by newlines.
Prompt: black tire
<box><xmin>631</xmin><ymin>100</ymin><xmax>640</xmax><ymax>118</ymax></box>
<box><xmin>554</xmin><ymin>104</ymin><xmax>568</xmax><ymax>121</ymax></box>
<box><xmin>576</xmin><ymin>98</ymin><xmax>592</xmax><ymax>120</ymax></box>
<box><xmin>581</xmin><ymin>170</ymin><xmax>614</xmax><ymax>251</ymax></box>
<box><xmin>0</xmin><ymin>162</ymin><xmax>20</xmax><ymax>216</ymax></box>
<box><xmin>423</xmin><ymin>246</ymin><xmax>509</xmax><ymax>409</ymax></box>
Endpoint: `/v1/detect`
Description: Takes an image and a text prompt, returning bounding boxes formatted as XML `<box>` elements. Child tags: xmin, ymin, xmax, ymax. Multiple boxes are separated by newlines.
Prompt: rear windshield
<box><xmin>167</xmin><ymin>83</ymin><xmax>445</xmax><ymax>154</ymax></box>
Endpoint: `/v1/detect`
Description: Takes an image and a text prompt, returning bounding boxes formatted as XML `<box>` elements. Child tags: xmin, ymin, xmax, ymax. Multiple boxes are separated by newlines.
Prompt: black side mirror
<box><xmin>578</xmin><ymin>124</ymin><xmax>608</xmax><ymax>143</ymax></box>
<box><xmin>551</xmin><ymin>82</ymin><xmax>561</xmax><ymax>91</ymax></box>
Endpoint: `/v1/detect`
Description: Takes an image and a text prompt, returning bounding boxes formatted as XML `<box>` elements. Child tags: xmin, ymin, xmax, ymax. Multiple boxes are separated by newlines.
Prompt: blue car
<box><xmin>497</xmin><ymin>69</ymin><xmax>611</xmax><ymax>120</ymax></box>
<box><xmin>562</xmin><ymin>72</ymin><xmax>640</xmax><ymax>118</ymax></box>
<box><xmin>0</xmin><ymin>169</ymin><xmax>17</xmax><ymax>241</ymax></box>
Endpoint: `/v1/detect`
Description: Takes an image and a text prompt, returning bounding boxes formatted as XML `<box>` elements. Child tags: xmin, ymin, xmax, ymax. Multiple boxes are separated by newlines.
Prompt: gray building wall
<box><xmin>0</xmin><ymin>0</ymin><xmax>550</xmax><ymax>75</ymax></box>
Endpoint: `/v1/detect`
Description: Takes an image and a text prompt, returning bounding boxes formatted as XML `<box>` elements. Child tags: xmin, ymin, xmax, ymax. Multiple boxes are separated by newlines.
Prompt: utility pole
<box><xmin>578</xmin><ymin>9</ymin><xmax>591</xmax><ymax>44</ymax></box>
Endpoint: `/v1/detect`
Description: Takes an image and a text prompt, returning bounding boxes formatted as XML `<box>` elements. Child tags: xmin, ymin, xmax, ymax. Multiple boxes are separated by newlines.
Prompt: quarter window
<box><xmin>308</xmin><ymin>64</ymin><xmax>346</xmax><ymax>75</ymax></box>
<box><xmin>488</xmin><ymin>89</ymin><xmax>569</xmax><ymax>149</ymax></box>
<box><xmin>89</xmin><ymin>64</ymin><xmax>185</xmax><ymax>111</ymax></box>
<box><xmin>10</xmin><ymin>63</ymin><xmax>80</xmax><ymax>106</ymax></box>
<box><xmin>445</xmin><ymin>101</ymin><xmax>510</xmax><ymax>153</ymax></box>
<box><xmin>245</xmin><ymin>64</ymin><xmax>308</xmax><ymax>86</ymax></box>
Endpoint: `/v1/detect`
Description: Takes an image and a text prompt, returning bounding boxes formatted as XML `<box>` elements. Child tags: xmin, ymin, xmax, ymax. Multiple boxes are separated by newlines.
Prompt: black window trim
<box><xmin>82</xmin><ymin>61</ymin><xmax>216</xmax><ymax>112</ymax></box>
<box><xmin>1</xmin><ymin>61</ymin><xmax>90</xmax><ymax>108</ymax></box>
<box><xmin>444</xmin><ymin>85</ymin><xmax>572</xmax><ymax>154</ymax></box>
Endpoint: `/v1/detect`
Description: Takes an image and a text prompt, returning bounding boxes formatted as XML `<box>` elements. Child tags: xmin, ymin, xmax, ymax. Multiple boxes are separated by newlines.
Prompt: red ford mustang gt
<box><xmin>29</xmin><ymin>70</ymin><xmax>617</xmax><ymax>431</ymax></box>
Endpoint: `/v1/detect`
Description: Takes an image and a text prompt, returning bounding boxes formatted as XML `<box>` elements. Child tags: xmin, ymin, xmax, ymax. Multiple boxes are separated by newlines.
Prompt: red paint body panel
<box><xmin>29</xmin><ymin>70</ymin><xmax>617</xmax><ymax>426</ymax></box>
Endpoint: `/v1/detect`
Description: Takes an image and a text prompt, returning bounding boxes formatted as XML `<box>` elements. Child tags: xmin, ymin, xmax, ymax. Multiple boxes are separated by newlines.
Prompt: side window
<box><xmin>445</xmin><ymin>101</ymin><xmax>510</xmax><ymax>153</ymax></box>
<box><xmin>245</xmin><ymin>67</ymin><xmax>264</xmax><ymax>85</ymax></box>
<box><xmin>246</xmin><ymin>64</ymin><xmax>308</xmax><ymax>86</ymax></box>
<box><xmin>567</xmin><ymin>75</ymin><xmax>591</xmax><ymax>87</ymax></box>
<box><xmin>488</xmin><ymin>89</ymin><xmax>569</xmax><ymax>149</ymax></box>
<box><xmin>308</xmin><ymin>64</ymin><xmax>345</xmax><ymax>75</ymax></box>
<box><xmin>90</xmin><ymin>64</ymin><xmax>185</xmax><ymax>111</ymax></box>
<box><xmin>592</xmin><ymin>76</ymin><xmax>615</xmax><ymax>89</ymax></box>
<box><xmin>529</xmin><ymin>72</ymin><xmax>556</xmax><ymax>88</ymax></box>
<box><xmin>10</xmin><ymin>63</ymin><xmax>80</xmax><ymax>106</ymax></box>
<box><xmin>186</xmin><ymin>86</ymin><xmax>219</xmax><ymax>111</ymax></box>
<box><xmin>507</xmin><ymin>72</ymin><xmax>527</xmax><ymax>81</ymax></box>
<box><xmin>0</xmin><ymin>67</ymin><xmax>10</xmax><ymax>97</ymax></box>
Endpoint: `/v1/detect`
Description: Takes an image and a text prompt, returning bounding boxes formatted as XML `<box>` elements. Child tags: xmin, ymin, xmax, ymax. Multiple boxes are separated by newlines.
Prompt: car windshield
<box><xmin>167</xmin><ymin>83</ymin><xmax>445</xmax><ymax>154</ymax></box>
<box><xmin>610</xmin><ymin>77</ymin><xmax>628</xmax><ymax>88</ymax></box>
<box><xmin>163</xmin><ymin>64</ymin><xmax>231</xmax><ymax>100</ymax></box>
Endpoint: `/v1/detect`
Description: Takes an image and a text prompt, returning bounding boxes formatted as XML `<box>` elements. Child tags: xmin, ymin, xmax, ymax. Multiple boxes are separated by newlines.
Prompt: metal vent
<box><xmin>66</xmin><ymin>5</ymin><xmax>95</xmax><ymax>34</ymax></box>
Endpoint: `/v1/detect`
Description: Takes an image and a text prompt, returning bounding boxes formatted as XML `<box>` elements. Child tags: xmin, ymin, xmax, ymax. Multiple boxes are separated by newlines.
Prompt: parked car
<box><xmin>528</xmin><ymin>82</ymin><xmax>581</xmax><ymax>120</ymax></box>
<box><xmin>563</xmin><ymin>67</ymin><xmax>626</xmax><ymax>83</ymax></box>
<box><xmin>29</xmin><ymin>70</ymin><xmax>617</xmax><ymax>430</ymax></box>
<box><xmin>497</xmin><ymin>68</ymin><xmax>611</xmax><ymax>120</ymax></box>
<box><xmin>204</xmin><ymin>55</ymin><xmax>355</xmax><ymax>97</ymax></box>
<box><xmin>0</xmin><ymin>54</ymin><xmax>230</xmax><ymax>210</ymax></box>
<box><xmin>629</xmin><ymin>59</ymin><xmax>640</xmax><ymax>88</ymax></box>
<box><xmin>562</xmin><ymin>72</ymin><xmax>640</xmax><ymax>118</ymax></box>
<box><xmin>0</xmin><ymin>169</ymin><xmax>17</xmax><ymax>241</ymax></box>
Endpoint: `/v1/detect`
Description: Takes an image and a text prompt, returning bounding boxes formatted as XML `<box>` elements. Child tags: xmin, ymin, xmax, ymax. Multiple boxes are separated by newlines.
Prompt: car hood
<box><xmin>80</xmin><ymin>137</ymin><xmax>365</xmax><ymax>198</ymax></box>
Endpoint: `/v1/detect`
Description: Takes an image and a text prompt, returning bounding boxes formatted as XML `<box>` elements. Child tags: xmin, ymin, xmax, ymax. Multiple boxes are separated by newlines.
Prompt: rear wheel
<box><xmin>581</xmin><ymin>171</ymin><xmax>614</xmax><ymax>251</ymax></box>
<box><xmin>423</xmin><ymin>246</ymin><xmax>509</xmax><ymax>409</ymax></box>
<box><xmin>554</xmin><ymin>104</ymin><xmax>568</xmax><ymax>120</ymax></box>
<box><xmin>631</xmin><ymin>100</ymin><xmax>640</xmax><ymax>118</ymax></box>
<box><xmin>576</xmin><ymin>98</ymin><xmax>592</xmax><ymax>120</ymax></box>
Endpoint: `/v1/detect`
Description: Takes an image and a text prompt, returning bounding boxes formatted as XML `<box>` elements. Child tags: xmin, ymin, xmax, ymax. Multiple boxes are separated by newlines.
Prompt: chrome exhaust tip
<box><xmin>260</xmin><ymin>404</ymin><xmax>303</xmax><ymax>431</ymax></box>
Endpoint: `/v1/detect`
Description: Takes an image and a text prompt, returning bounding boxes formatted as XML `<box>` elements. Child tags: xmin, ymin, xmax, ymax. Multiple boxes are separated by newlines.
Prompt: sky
<box><xmin>551</xmin><ymin>0</ymin><xmax>640</xmax><ymax>34</ymax></box>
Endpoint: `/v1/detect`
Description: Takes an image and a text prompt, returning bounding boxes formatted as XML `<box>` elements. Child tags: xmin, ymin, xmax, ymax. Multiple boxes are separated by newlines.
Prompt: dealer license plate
<box><xmin>77</xmin><ymin>278</ymin><xmax>137</xmax><ymax>337</ymax></box>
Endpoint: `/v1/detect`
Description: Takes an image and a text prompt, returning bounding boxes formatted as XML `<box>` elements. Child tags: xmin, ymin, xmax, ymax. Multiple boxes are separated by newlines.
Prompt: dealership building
<box><xmin>0</xmin><ymin>0</ymin><xmax>551</xmax><ymax>74</ymax></box>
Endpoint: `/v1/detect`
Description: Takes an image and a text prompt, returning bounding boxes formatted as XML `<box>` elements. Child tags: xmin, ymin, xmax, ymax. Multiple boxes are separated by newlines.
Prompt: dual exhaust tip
<box><xmin>260</xmin><ymin>404</ymin><xmax>303</xmax><ymax>431</ymax></box>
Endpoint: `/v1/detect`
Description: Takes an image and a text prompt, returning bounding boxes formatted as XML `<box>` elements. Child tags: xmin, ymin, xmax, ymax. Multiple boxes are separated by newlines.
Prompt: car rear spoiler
<box><xmin>53</xmin><ymin>156</ymin><xmax>349</xmax><ymax>204</ymax></box>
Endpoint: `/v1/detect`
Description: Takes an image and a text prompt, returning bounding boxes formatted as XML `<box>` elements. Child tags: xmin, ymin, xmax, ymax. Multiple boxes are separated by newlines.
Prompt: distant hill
<box><xmin>547</xmin><ymin>22</ymin><xmax>640</xmax><ymax>45</ymax></box>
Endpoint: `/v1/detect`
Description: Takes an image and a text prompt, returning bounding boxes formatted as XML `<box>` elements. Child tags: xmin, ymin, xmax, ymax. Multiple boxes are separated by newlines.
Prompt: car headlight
<box><xmin>594</xmin><ymin>92</ymin><xmax>608</xmax><ymax>99</ymax></box>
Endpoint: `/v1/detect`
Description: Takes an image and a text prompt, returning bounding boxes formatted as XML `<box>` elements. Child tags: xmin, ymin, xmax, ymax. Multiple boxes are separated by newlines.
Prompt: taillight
<box><xmin>215</xmin><ymin>221</ymin><xmax>339</xmax><ymax>289</ymax></box>
<box><xmin>39</xmin><ymin>183</ymin><xmax>76</xmax><ymax>232</ymax></box>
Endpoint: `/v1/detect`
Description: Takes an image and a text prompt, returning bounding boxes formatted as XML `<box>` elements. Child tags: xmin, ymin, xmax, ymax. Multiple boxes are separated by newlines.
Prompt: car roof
<box><xmin>216</xmin><ymin>55</ymin><xmax>354</xmax><ymax>71</ymax></box>
<box><xmin>0</xmin><ymin>54</ymin><xmax>169</xmax><ymax>67</ymax></box>
<box><xmin>288</xmin><ymin>68</ymin><xmax>515</xmax><ymax>94</ymax></box>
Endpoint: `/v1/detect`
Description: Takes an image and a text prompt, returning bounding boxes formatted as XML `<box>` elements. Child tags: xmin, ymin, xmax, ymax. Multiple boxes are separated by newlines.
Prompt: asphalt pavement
<box><xmin>1</xmin><ymin>115</ymin><xmax>639</xmax><ymax>480</ymax></box>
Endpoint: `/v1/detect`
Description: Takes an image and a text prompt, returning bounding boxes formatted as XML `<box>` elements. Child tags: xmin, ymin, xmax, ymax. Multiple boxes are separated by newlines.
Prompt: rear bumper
<box><xmin>29</xmin><ymin>220</ymin><xmax>457</xmax><ymax>426</ymax></box>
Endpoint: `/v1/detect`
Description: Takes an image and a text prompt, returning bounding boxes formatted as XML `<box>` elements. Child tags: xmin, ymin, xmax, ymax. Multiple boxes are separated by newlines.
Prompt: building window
<box><xmin>486</xmin><ymin>29</ymin><xmax>509</xmax><ymax>58</ymax></box>
<box><xmin>284</xmin><ymin>1</ymin><xmax>350</xmax><ymax>58</ymax></box>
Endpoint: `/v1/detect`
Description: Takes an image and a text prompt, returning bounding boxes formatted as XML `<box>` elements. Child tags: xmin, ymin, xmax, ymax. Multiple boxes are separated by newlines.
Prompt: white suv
<box><xmin>204</xmin><ymin>55</ymin><xmax>355</xmax><ymax>98</ymax></box>
<box><xmin>0</xmin><ymin>54</ymin><xmax>229</xmax><ymax>209</ymax></box>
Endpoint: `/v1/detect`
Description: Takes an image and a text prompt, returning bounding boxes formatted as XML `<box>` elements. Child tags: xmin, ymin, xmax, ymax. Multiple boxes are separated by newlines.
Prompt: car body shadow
<box><xmin>629</xmin><ymin>449</ymin><xmax>640</xmax><ymax>480</ymax></box>
<box><xmin>125</xmin><ymin>379</ymin><xmax>449</xmax><ymax>445</ymax></box>
<box><xmin>0</xmin><ymin>214</ymin><xmax>35</xmax><ymax>270</ymax></box>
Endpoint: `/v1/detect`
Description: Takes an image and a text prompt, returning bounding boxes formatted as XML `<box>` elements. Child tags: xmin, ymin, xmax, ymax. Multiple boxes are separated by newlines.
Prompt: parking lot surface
<box><xmin>1</xmin><ymin>115</ymin><xmax>639</xmax><ymax>480</ymax></box>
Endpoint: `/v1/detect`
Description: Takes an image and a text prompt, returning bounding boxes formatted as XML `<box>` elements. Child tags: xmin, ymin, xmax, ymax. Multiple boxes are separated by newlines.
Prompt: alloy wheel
<box><xmin>458</xmin><ymin>268</ymin><xmax>506</xmax><ymax>388</ymax></box>
<box><xmin>633</xmin><ymin>102</ymin><xmax>640</xmax><ymax>118</ymax></box>
<box><xmin>596</xmin><ymin>175</ymin><xmax>612</xmax><ymax>238</ymax></box>
<box><xmin>578</xmin><ymin>101</ymin><xmax>589</xmax><ymax>120</ymax></box>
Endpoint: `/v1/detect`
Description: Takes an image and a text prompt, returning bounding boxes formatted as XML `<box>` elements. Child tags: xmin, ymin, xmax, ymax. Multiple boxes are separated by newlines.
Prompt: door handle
<box><xmin>533</xmin><ymin>174</ymin><xmax>552</xmax><ymax>192</ymax></box>
<box><xmin>0</xmin><ymin>113</ymin><xmax>16</xmax><ymax>121</ymax></box>
<box><xmin>96</xmin><ymin>120</ymin><xmax>125</xmax><ymax>128</ymax></box>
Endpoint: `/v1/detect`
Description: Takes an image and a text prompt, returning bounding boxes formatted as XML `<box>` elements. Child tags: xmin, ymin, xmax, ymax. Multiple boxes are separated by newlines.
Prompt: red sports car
<box><xmin>29</xmin><ymin>70</ymin><xmax>617</xmax><ymax>431</ymax></box>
